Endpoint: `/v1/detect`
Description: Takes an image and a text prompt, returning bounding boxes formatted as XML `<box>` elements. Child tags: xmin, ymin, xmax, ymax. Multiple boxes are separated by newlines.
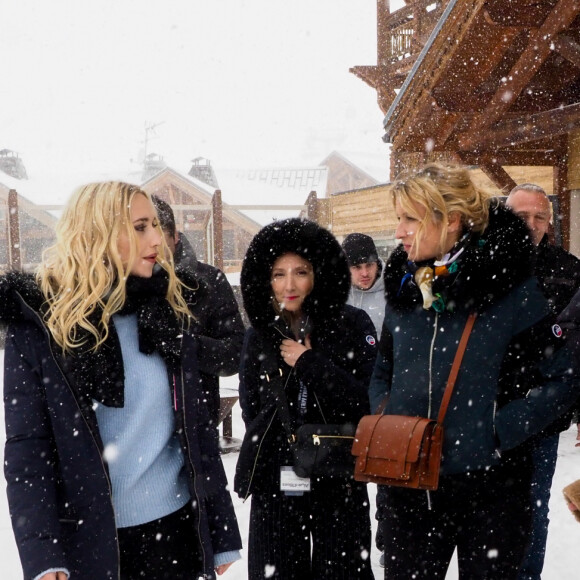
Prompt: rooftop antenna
<box><xmin>142</xmin><ymin>121</ymin><xmax>165</xmax><ymax>160</ymax></box>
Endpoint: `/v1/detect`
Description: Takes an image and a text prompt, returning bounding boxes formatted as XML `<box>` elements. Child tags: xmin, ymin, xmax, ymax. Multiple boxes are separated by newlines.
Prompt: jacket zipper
<box><xmin>176</xmin><ymin>331</ymin><xmax>208</xmax><ymax>575</ymax></box>
<box><xmin>243</xmin><ymin>408</ymin><xmax>279</xmax><ymax>502</ymax></box>
<box><xmin>426</xmin><ymin>312</ymin><xmax>439</xmax><ymax>511</ymax></box>
<box><xmin>427</xmin><ymin>312</ymin><xmax>439</xmax><ymax>419</ymax></box>
<box><xmin>493</xmin><ymin>400</ymin><xmax>501</xmax><ymax>458</ymax></box>
<box><xmin>16</xmin><ymin>293</ymin><xmax>121</xmax><ymax>577</ymax></box>
<box><xmin>243</xmin><ymin>364</ymin><xmax>293</xmax><ymax>502</ymax></box>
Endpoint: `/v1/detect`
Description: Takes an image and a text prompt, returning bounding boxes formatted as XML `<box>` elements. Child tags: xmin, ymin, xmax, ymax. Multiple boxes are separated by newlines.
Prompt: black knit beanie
<box><xmin>342</xmin><ymin>233</ymin><xmax>378</xmax><ymax>266</ymax></box>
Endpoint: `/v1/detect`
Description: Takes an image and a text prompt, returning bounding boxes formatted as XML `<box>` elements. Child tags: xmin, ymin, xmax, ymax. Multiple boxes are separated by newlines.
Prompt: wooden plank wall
<box><xmin>567</xmin><ymin>130</ymin><xmax>580</xmax><ymax>256</ymax></box>
<box><xmin>330</xmin><ymin>184</ymin><xmax>397</xmax><ymax>238</ymax></box>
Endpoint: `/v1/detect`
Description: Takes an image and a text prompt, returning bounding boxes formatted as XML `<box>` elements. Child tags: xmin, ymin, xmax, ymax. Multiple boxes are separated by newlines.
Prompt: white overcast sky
<box><xmin>0</xmin><ymin>0</ymin><xmax>402</xmax><ymax>184</ymax></box>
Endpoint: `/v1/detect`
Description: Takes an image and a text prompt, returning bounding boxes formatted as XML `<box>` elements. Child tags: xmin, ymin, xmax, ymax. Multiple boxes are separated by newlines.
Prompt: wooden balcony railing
<box><xmin>379</xmin><ymin>1</ymin><xmax>447</xmax><ymax>63</ymax></box>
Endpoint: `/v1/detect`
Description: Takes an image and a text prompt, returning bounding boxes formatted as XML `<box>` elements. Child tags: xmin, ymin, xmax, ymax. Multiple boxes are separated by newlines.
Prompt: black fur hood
<box><xmin>384</xmin><ymin>201</ymin><xmax>537</xmax><ymax>313</ymax></box>
<box><xmin>241</xmin><ymin>218</ymin><xmax>350</xmax><ymax>332</ymax></box>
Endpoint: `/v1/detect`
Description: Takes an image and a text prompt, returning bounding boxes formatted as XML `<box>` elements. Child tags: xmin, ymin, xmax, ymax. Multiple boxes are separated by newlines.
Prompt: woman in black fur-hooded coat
<box><xmin>235</xmin><ymin>218</ymin><xmax>377</xmax><ymax>580</ymax></box>
<box><xmin>369</xmin><ymin>164</ymin><xmax>579</xmax><ymax>580</ymax></box>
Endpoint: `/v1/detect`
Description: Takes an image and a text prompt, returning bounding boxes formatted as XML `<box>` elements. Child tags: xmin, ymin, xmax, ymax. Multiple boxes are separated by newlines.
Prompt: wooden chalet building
<box><xmin>320</xmin><ymin>151</ymin><xmax>380</xmax><ymax>195</ymax></box>
<box><xmin>140</xmin><ymin>167</ymin><xmax>261</xmax><ymax>272</ymax></box>
<box><xmin>352</xmin><ymin>0</ymin><xmax>580</xmax><ymax>253</ymax></box>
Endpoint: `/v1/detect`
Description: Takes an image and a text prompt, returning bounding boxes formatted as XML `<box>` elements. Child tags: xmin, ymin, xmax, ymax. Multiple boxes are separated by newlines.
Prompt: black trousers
<box><xmin>248</xmin><ymin>480</ymin><xmax>374</xmax><ymax>579</ymax></box>
<box><xmin>118</xmin><ymin>503</ymin><xmax>202</xmax><ymax>580</ymax></box>
<box><xmin>377</xmin><ymin>459</ymin><xmax>533</xmax><ymax>579</ymax></box>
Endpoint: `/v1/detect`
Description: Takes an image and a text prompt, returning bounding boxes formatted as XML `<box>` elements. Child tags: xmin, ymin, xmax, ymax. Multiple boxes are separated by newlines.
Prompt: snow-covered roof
<box><xmin>327</xmin><ymin>149</ymin><xmax>390</xmax><ymax>184</ymax></box>
<box><xmin>0</xmin><ymin>165</ymin><xmax>144</xmax><ymax>211</ymax></box>
<box><xmin>215</xmin><ymin>166</ymin><xmax>327</xmax><ymax>226</ymax></box>
<box><xmin>141</xmin><ymin>166</ymin><xmax>216</xmax><ymax>198</ymax></box>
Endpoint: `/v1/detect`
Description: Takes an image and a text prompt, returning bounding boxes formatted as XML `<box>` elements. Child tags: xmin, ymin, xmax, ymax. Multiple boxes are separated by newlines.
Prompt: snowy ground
<box><xmin>1</xmin><ymin>355</ymin><xmax>578</xmax><ymax>579</ymax></box>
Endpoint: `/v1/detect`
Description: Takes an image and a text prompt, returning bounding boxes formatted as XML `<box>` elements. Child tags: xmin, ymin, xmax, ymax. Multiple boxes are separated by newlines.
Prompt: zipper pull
<box><xmin>172</xmin><ymin>375</ymin><xmax>178</xmax><ymax>411</ymax></box>
<box><xmin>313</xmin><ymin>434</ymin><xmax>320</xmax><ymax>446</ymax></box>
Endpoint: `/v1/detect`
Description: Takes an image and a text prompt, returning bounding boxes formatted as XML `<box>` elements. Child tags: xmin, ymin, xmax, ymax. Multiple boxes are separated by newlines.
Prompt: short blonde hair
<box><xmin>38</xmin><ymin>181</ymin><xmax>189</xmax><ymax>352</ymax></box>
<box><xmin>390</xmin><ymin>163</ymin><xmax>493</xmax><ymax>258</ymax></box>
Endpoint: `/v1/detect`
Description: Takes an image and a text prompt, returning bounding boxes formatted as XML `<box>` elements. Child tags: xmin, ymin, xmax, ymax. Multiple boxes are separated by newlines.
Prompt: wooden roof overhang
<box><xmin>383</xmin><ymin>0</ymin><xmax>580</xmax><ymax>187</ymax></box>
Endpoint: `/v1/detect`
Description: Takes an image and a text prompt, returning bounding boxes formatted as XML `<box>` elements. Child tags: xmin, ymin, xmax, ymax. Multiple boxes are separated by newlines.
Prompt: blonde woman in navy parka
<box><xmin>369</xmin><ymin>163</ymin><xmax>579</xmax><ymax>579</ymax></box>
<box><xmin>1</xmin><ymin>182</ymin><xmax>241</xmax><ymax>580</ymax></box>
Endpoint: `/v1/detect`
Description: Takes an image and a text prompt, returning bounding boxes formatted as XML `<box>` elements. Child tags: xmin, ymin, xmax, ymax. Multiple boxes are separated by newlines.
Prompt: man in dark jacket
<box><xmin>507</xmin><ymin>183</ymin><xmax>580</xmax><ymax>580</ymax></box>
<box><xmin>153</xmin><ymin>196</ymin><xmax>245</xmax><ymax>426</ymax></box>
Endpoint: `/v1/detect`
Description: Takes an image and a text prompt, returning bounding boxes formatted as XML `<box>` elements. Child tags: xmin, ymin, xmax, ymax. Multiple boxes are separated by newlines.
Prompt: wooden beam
<box><xmin>212</xmin><ymin>189</ymin><xmax>224</xmax><ymax>270</ymax></box>
<box><xmin>460</xmin><ymin>102</ymin><xmax>580</xmax><ymax>150</ymax></box>
<box><xmin>458</xmin><ymin>150</ymin><xmax>559</xmax><ymax>166</ymax></box>
<box><xmin>554</xmin><ymin>34</ymin><xmax>580</xmax><ymax>69</ymax></box>
<box><xmin>474</xmin><ymin>157</ymin><xmax>517</xmax><ymax>193</ymax></box>
<box><xmin>432</xmin><ymin>27</ymin><xmax>524</xmax><ymax>113</ymax></box>
<box><xmin>554</xmin><ymin>142</ymin><xmax>570</xmax><ymax>249</ymax></box>
<box><xmin>384</xmin><ymin>0</ymin><xmax>487</xmax><ymax>140</ymax></box>
<box><xmin>484</xmin><ymin>1</ymin><xmax>554</xmax><ymax>28</ymax></box>
<box><xmin>462</xmin><ymin>0</ymin><xmax>580</xmax><ymax>146</ymax></box>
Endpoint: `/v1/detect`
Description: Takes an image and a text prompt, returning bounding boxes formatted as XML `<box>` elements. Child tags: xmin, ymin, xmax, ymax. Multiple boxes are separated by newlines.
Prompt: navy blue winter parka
<box><xmin>1</xmin><ymin>273</ymin><xmax>241</xmax><ymax>580</ymax></box>
<box><xmin>368</xmin><ymin>203</ymin><xmax>580</xmax><ymax>475</ymax></box>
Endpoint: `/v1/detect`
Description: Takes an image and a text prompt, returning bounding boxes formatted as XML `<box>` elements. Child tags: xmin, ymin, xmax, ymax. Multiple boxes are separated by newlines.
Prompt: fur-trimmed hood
<box><xmin>241</xmin><ymin>218</ymin><xmax>350</xmax><ymax>332</ymax></box>
<box><xmin>384</xmin><ymin>202</ymin><xmax>536</xmax><ymax>313</ymax></box>
<box><xmin>0</xmin><ymin>271</ymin><xmax>44</xmax><ymax>326</ymax></box>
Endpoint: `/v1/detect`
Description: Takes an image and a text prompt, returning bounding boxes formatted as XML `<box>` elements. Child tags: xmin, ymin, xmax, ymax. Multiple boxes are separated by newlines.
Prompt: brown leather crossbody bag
<box><xmin>352</xmin><ymin>313</ymin><xmax>477</xmax><ymax>490</ymax></box>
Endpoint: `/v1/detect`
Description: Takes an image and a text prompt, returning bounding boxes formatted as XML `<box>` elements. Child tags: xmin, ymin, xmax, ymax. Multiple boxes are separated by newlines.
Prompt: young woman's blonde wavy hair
<box><xmin>391</xmin><ymin>163</ymin><xmax>494</xmax><ymax>259</ymax></box>
<box><xmin>38</xmin><ymin>181</ymin><xmax>190</xmax><ymax>352</ymax></box>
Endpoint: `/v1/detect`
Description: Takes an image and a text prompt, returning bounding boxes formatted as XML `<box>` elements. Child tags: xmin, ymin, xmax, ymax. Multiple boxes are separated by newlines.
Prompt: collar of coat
<box><xmin>384</xmin><ymin>202</ymin><xmax>536</xmax><ymax>313</ymax></box>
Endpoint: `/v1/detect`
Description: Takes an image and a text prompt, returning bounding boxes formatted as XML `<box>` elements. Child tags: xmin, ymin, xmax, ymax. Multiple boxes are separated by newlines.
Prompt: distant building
<box><xmin>141</xmin><ymin>166</ymin><xmax>261</xmax><ymax>271</ymax></box>
<box><xmin>141</xmin><ymin>152</ymin><xmax>167</xmax><ymax>182</ymax></box>
<box><xmin>0</xmin><ymin>149</ymin><xmax>28</xmax><ymax>180</ymax></box>
<box><xmin>0</xmin><ymin>180</ymin><xmax>57</xmax><ymax>272</ymax></box>
<box><xmin>320</xmin><ymin>151</ymin><xmax>379</xmax><ymax>195</ymax></box>
<box><xmin>189</xmin><ymin>157</ymin><xmax>219</xmax><ymax>189</ymax></box>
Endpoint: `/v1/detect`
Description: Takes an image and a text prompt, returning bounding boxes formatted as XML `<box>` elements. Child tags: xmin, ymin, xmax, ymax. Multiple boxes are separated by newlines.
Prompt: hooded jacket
<box><xmin>234</xmin><ymin>218</ymin><xmax>377</xmax><ymax>498</ymax></box>
<box><xmin>1</xmin><ymin>272</ymin><xmax>241</xmax><ymax>580</ymax></box>
<box><xmin>369</xmin><ymin>203</ymin><xmax>579</xmax><ymax>475</ymax></box>
<box><xmin>346</xmin><ymin>259</ymin><xmax>386</xmax><ymax>339</ymax></box>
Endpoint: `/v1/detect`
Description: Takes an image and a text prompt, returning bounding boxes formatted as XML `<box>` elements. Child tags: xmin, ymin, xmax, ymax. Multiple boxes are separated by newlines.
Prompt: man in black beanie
<box><xmin>341</xmin><ymin>233</ymin><xmax>385</xmax><ymax>340</ymax></box>
<box><xmin>342</xmin><ymin>232</ymin><xmax>387</xmax><ymax>568</ymax></box>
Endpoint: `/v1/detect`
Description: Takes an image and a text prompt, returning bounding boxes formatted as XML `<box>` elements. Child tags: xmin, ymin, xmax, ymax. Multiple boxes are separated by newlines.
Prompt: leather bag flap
<box><xmin>352</xmin><ymin>414</ymin><xmax>436</xmax><ymax>473</ymax></box>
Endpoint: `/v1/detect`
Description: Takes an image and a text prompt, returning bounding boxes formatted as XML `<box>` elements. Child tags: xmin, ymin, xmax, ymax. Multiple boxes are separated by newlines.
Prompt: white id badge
<box><xmin>280</xmin><ymin>466</ymin><xmax>311</xmax><ymax>495</ymax></box>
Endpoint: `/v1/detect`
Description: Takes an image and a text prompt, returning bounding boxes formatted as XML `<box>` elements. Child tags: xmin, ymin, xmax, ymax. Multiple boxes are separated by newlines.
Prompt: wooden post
<box><xmin>306</xmin><ymin>190</ymin><xmax>318</xmax><ymax>223</ymax></box>
<box><xmin>211</xmin><ymin>189</ymin><xmax>224</xmax><ymax>270</ymax></box>
<box><xmin>8</xmin><ymin>190</ymin><xmax>21</xmax><ymax>271</ymax></box>
<box><xmin>222</xmin><ymin>411</ymin><xmax>233</xmax><ymax>440</ymax></box>
<box><xmin>211</xmin><ymin>188</ymin><xmax>230</xmax><ymax>438</ymax></box>
<box><xmin>554</xmin><ymin>155</ymin><xmax>570</xmax><ymax>250</ymax></box>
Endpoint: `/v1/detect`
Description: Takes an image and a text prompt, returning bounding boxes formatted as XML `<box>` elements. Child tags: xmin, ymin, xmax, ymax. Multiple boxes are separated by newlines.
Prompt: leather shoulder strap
<box><xmin>437</xmin><ymin>312</ymin><xmax>477</xmax><ymax>424</ymax></box>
